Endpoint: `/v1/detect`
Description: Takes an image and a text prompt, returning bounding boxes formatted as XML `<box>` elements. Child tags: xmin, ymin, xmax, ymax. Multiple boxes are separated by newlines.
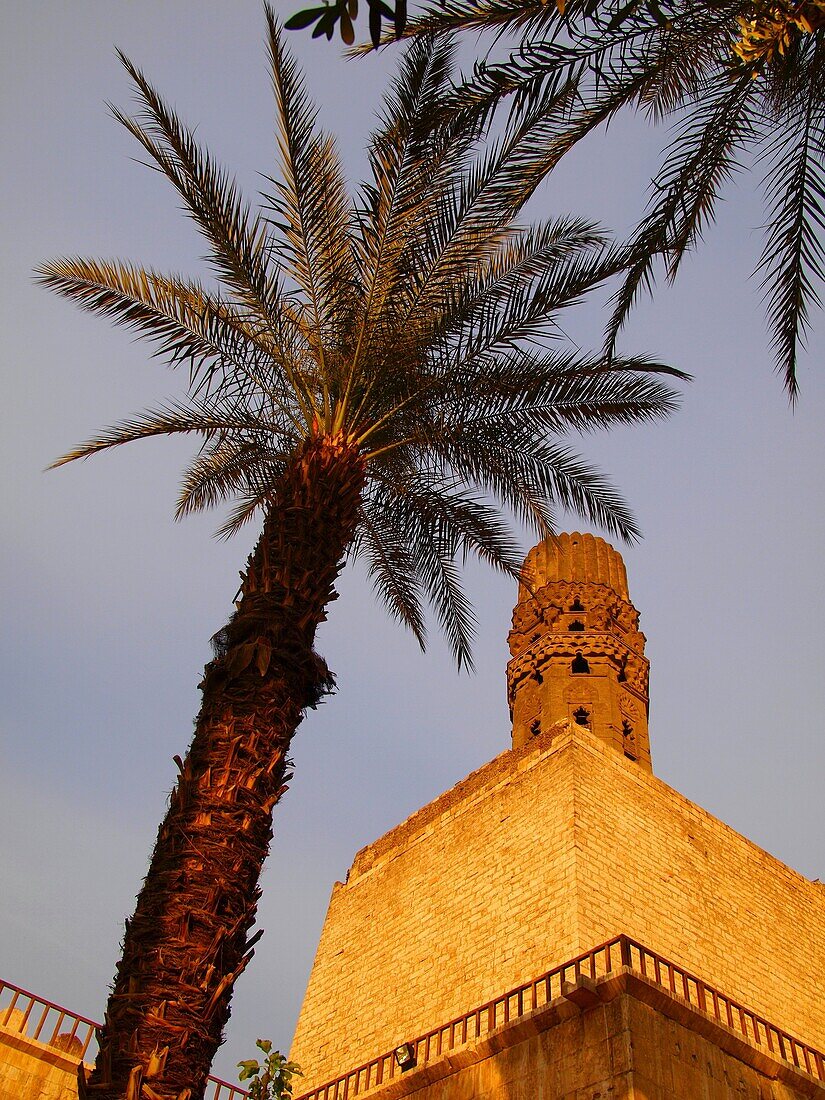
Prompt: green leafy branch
<box><xmin>285</xmin><ymin>0</ymin><xmax>407</xmax><ymax>46</ymax></box>
<box><xmin>238</xmin><ymin>1040</ymin><xmax>303</xmax><ymax>1100</ymax></box>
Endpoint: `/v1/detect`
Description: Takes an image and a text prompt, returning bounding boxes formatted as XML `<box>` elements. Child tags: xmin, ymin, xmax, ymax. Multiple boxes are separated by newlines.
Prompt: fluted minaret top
<box><xmin>519</xmin><ymin>532</ymin><xmax>629</xmax><ymax>602</ymax></box>
<box><xmin>508</xmin><ymin>533</ymin><xmax>651</xmax><ymax>771</ymax></box>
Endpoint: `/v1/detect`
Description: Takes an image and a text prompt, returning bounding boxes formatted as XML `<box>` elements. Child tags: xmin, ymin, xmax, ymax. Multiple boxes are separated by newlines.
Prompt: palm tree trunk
<box><xmin>81</xmin><ymin>433</ymin><xmax>366</xmax><ymax>1100</ymax></box>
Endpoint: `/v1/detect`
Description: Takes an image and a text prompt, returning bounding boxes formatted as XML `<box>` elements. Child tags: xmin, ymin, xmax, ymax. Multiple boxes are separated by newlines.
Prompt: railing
<box><xmin>0</xmin><ymin>979</ymin><xmax>98</xmax><ymax>1061</ymax></box>
<box><xmin>294</xmin><ymin>934</ymin><xmax>825</xmax><ymax>1100</ymax></box>
<box><xmin>4</xmin><ymin>938</ymin><xmax>823</xmax><ymax>1100</ymax></box>
<box><xmin>0</xmin><ymin>978</ymin><xmax>248</xmax><ymax>1100</ymax></box>
<box><xmin>623</xmin><ymin>937</ymin><xmax>825</xmax><ymax>1083</ymax></box>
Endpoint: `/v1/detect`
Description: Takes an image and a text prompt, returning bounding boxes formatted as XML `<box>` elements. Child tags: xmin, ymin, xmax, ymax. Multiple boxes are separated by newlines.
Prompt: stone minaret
<box><xmin>507</xmin><ymin>532</ymin><xmax>651</xmax><ymax>770</ymax></box>
<box><xmin>290</xmin><ymin>528</ymin><xmax>824</xmax><ymax>1099</ymax></box>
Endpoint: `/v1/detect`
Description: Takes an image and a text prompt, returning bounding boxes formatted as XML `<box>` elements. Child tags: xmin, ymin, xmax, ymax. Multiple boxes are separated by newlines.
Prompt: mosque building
<box><xmin>289</xmin><ymin>533</ymin><xmax>825</xmax><ymax>1100</ymax></box>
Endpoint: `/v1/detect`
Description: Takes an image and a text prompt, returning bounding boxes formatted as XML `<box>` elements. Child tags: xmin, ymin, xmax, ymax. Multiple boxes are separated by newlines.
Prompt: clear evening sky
<box><xmin>2</xmin><ymin>1</ymin><xmax>823</xmax><ymax>1084</ymax></box>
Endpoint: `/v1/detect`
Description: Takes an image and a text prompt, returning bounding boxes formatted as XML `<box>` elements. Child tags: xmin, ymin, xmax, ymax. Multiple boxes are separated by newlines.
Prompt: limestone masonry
<box><xmin>290</xmin><ymin>533</ymin><xmax>824</xmax><ymax>1098</ymax></box>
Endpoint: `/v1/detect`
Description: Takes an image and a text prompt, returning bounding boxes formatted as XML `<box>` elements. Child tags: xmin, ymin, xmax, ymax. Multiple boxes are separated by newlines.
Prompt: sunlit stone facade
<box><xmin>290</xmin><ymin>535</ymin><xmax>825</xmax><ymax>1100</ymax></box>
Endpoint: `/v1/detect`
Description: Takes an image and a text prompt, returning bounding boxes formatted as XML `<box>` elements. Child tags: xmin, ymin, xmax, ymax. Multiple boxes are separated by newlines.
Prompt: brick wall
<box><xmin>0</xmin><ymin>1024</ymin><xmax>85</xmax><ymax>1100</ymax></box>
<box><xmin>340</xmin><ymin>987</ymin><xmax>818</xmax><ymax>1100</ymax></box>
<box><xmin>571</xmin><ymin>731</ymin><xmax>825</xmax><ymax>1050</ymax></box>
<box><xmin>289</xmin><ymin>724</ymin><xmax>825</xmax><ymax>1092</ymax></box>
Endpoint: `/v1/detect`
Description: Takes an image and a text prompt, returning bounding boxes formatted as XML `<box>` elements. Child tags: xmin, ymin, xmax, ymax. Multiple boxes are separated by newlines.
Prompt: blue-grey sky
<box><xmin>1</xmin><ymin>1</ymin><xmax>823</xmax><ymax>1086</ymax></box>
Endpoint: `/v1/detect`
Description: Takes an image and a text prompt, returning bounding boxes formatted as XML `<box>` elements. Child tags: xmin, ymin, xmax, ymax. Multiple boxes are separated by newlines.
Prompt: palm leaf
<box><xmin>112</xmin><ymin>53</ymin><xmax>280</xmax><ymax>327</ymax></box>
<box><xmin>34</xmin><ymin>258</ymin><xmax>290</xmax><ymax>402</ymax></box>
<box><xmin>49</xmin><ymin>398</ymin><xmax>279</xmax><ymax>468</ymax></box>
<box><xmin>355</xmin><ymin>494</ymin><xmax>429</xmax><ymax>645</ymax></box>
<box><xmin>264</xmin><ymin>8</ymin><xmax>359</xmax><ymax>376</ymax></box>
<box><xmin>353</xmin><ymin>35</ymin><xmax>473</xmax><ymax>366</ymax></box>
<box><xmin>603</xmin><ymin>69</ymin><xmax>757</xmax><ymax>357</ymax></box>
<box><xmin>756</xmin><ymin>70</ymin><xmax>825</xmax><ymax>398</ymax></box>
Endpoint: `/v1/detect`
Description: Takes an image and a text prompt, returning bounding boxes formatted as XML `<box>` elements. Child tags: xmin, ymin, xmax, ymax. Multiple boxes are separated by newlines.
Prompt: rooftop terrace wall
<box><xmin>290</xmin><ymin>723</ymin><xmax>825</xmax><ymax>1093</ymax></box>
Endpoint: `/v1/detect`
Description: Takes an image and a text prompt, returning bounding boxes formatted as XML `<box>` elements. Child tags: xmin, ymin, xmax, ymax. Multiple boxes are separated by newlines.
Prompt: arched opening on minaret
<box><xmin>571</xmin><ymin>654</ymin><xmax>590</xmax><ymax>674</ymax></box>
<box><xmin>569</xmin><ymin>597</ymin><xmax>584</xmax><ymax>612</ymax></box>
<box><xmin>569</xmin><ymin>620</ymin><xmax>585</xmax><ymax>632</ymax></box>
<box><xmin>573</xmin><ymin>707</ymin><xmax>591</xmax><ymax>728</ymax></box>
<box><xmin>622</xmin><ymin>720</ymin><xmax>638</xmax><ymax>760</ymax></box>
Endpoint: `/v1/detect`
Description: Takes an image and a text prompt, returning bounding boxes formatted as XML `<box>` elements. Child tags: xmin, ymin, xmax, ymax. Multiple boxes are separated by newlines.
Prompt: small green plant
<box><xmin>238</xmin><ymin>1040</ymin><xmax>302</xmax><ymax>1100</ymax></box>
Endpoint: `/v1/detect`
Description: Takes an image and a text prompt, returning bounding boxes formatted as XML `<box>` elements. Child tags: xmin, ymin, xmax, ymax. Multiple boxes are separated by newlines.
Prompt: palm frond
<box><xmin>387</xmin><ymin>486</ymin><xmax>480</xmax><ymax>670</ymax></box>
<box><xmin>372</xmin><ymin>471</ymin><xmax>525</xmax><ymax>574</ymax></box>
<box><xmin>354</xmin><ymin>496</ymin><xmax>429</xmax><ymax>646</ymax></box>
<box><xmin>353</xmin><ymin>35</ymin><xmax>473</xmax><ymax>365</ymax></box>
<box><xmin>176</xmin><ymin>436</ymin><xmax>292</xmax><ymax>519</ymax></box>
<box><xmin>398</xmin><ymin>0</ymin><xmax>824</xmax><ymax>391</ymax></box>
<box><xmin>49</xmin><ymin>399</ymin><xmax>279</xmax><ymax>468</ymax></box>
<box><xmin>382</xmin><ymin>87</ymin><xmax>579</xmax><ymax>337</ymax></box>
<box><xmin>604</xmin><ymin>69</ymin><xmax>757</xmax><ymax>357</ymax></box>
<box><xmin>34</xmin><ymin>257</ymin><xmax>294</xmax><ymax>404</ymax></box>
<box><xmin>441</xmin><ymin>238</ymin><xmax>628</xmax><ymax>368</ymax></box>
<box><xmin>113</xmin><ymin>53</ymin><xmax>280</xmax><ymax>326</ymax></box>
<box><xmin>433</xmin><ymin>349</ymin><xmax>683</xmax><ymax>436</ymax></box>
<box><xmin>435</xmin><ymin>429</ymin><xmax>640</xmax><ymax>542</ymax></box>
<box><xmin>264</xmin><ymin>9</ymin><xmax>359</xmax><ymax>376</ymax></box>
<box><xmin>407</xmin><ymin>217</ymin><xmax>605</xmax><ymax>371</ymax></box>
<box><xmin>756</xmin><ymin>76</ymin><xmax>825</xmax><ymax>399</ymax></box>
<box><xmin>215</xmin><ymin>494</ymin><xmax>273</xmax><ymax>539</ymax></box>
<box><xmin>369</xmin><ymin>0</ymin><xmax>555</xmax><ymax>46</ymax></box>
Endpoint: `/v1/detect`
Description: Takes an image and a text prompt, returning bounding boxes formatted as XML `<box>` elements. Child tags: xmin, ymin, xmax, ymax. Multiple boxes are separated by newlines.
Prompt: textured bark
<box><xmin>82</xmin><ymin>434</ymin><xmax>366</xmax><ymax>1100</ymax></box>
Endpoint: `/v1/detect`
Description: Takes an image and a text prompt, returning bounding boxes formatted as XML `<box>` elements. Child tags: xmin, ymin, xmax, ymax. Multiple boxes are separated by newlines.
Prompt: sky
<box><xmin>1</xmin><ymin>0</ymin><xmax>824</xmax><ymax>1087</ymax></box>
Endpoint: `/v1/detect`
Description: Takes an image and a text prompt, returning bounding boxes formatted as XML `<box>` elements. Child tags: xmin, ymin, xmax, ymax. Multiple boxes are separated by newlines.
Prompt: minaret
<box><xmin>507</xmin><ymin>532</ymin><xmax>651</xmax><ymax>770</ymax></box>
<box><xmin>289</xmin><ymin>529</ymin><xmax>824</xmax><ymax>1099</ymax></box>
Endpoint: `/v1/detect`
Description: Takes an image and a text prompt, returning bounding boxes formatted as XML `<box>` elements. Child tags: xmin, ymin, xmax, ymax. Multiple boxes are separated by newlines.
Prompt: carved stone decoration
<box><xmin>509</xmin><ymin>597</ymin><xmax>565</xmax><ymax>657</ymax></box>
<box><xmin>621</xmin><ymin>655</ymin><xmax>646</xmax><ymax>693</ymax></box>
<box><xmin>568</xmin><ymin>681</ymin><xmax>594</xmax><ymax>703</ymax></box>
<box><xmin>540</xmin><ymin>602</ymin><xmax>561</xmax><ymax>627</ymax></box>
<box><xmin>588</xmin><ymin>603</ymin><xmax>612</xmax><ymax>631</ymax></box>
<box><xmin>620</xmin><ymin>696</ymin><xmax>642</xmax><ymax>722</ymax></box>
<box><xmin>507</xmin><ymin>532</ymin><xmax>652</xmax><ymax>772</ymax></box>
<box><xmin>512</xmin><ymin>600</ymin><xmax>540</xmax><ymax>633</ymax></box>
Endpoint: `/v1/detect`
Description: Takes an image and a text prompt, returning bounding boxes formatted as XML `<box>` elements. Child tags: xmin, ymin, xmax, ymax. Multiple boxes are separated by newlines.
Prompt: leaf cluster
<box><xmin>238</xmin><ymin>1040</ymin><xmax>302</xmax><ymax>1100</ymax></box>
<box><xmin>285</xmin><ymin>0</ymin><xmax>406</xmax><ymax>47</ymax></box>
<box><xmin>397</xmin><ymin>0</ymin><xmax>825</xmax><ymax>397</ymax></box>
<box><xmin>38</xmin><ymin>11</ymin><xmax>683</xmax><ymax>667</ymax></box>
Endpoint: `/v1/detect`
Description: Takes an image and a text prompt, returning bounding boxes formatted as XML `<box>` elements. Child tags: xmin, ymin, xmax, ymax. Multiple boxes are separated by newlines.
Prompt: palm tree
<box><xmin>38</xmin><ymin>12</ymin><xmax>681</xmax><ymax>1099</ymax></box>
<box><xmin>393</xmin><ymin>0</ymin><xmax>825</xmax><ymax>399</ymax></box>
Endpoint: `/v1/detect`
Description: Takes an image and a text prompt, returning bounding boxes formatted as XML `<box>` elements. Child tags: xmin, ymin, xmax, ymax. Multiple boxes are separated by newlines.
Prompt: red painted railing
<box><xmin>294</xmin><ymin>934</ymin><xmax>825</xmax><ymax>1099</ymax></box>
<box><xmin>0</xmin><ymin>978</ymin><xmax>248</xmax><ymax>1100</ymax></box>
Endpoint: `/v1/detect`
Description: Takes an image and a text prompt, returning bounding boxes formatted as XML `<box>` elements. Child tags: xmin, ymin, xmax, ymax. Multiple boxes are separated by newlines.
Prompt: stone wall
<box><xmin>0</xmin><ymin>1009</ymin><xmax>242</xmax><ymax>1100</ymax></box>
<box><xmin>348</xmin><ymin>975</ymin><xmax>822</xmax><ymax>1100</ymax></box>
<box><xmin>570</xmin><ymin>728</ymin><xmax>825</xmax><ymax>1049</ymax></box>
<box><xmin>0</xmin><ymin>1021</ymin><xmax>86</xmax><ymax>1100</ymax></box>
<box><xmin>290</xmin><ymin>723</ymin><xmax>825</xmax><ymax>1093</ymax></box>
